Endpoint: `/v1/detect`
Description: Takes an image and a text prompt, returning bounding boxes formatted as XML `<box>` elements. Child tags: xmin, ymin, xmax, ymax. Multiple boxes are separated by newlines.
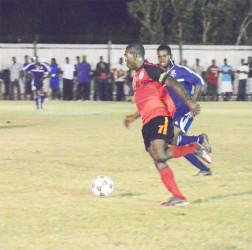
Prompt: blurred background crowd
<box><xmin>0</xmin><ymin>54</ymin><xmax>251</xmax><ymax>102</ymax></box>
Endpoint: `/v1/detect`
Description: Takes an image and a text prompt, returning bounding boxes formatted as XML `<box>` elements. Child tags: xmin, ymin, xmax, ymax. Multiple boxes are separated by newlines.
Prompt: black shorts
<box><xmin>142</xmin><ymin>116</ymin><xmax>174</xmax><ymax>151</ymax></box>
<box><xmin>207</xmin><ymin>83</ymin><xmax>217</xmax><ymax>96</ymax></box>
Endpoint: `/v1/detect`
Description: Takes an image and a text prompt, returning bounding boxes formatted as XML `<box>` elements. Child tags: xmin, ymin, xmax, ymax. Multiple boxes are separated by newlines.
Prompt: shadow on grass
<box><xmin>0</xmin><ymin>124</ymin><xmax>29</xmax><ymax>129</ymax></box>
<box><xmin>120</xmin><ymin>193</ymin><xmax>143</xmax><ymax>197</ymax></box>
<box><xmin>193</xmin><ymin>190</ymin><xmax>252</xmax><ymax>204</ymax></box>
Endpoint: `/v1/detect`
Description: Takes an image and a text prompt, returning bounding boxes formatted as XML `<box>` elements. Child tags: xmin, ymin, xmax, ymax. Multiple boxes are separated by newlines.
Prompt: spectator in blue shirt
<box><xmin>75</xmin><ymin>55</ymin><xmax>91</xmax><ymax>100</ymax></box>
<box><xmin>220</xmin><ymin>58</ymin><xmax>233</xmax><ymax>101</ymax></box>
<box><xmin>50</xmin><ymin>58</ymin><xmax>60</xmax><ymax>100</ymax></box>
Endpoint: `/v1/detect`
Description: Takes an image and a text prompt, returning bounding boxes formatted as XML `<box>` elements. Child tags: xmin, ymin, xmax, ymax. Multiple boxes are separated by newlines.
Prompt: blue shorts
<box><xmin>32</xmin><ymin>79</ymin><xmax>43</xmax><ymax>90</ymax></box>
<box><xmin>173</xmin><ymin>107</ymin><xmax>193</xmax><ymax>134</ymax></box>
<box><xmin>35</xmin><ymin>83</ymin><xmax>43</xmax><ymax>89</ymax></box>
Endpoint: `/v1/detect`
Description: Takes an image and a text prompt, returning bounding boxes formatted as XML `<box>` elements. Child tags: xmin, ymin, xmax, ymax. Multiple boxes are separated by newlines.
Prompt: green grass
<box><xmin>0</xmin><ymin>101</ymin><xmax>251</xmax><ymax>250</ymax></box>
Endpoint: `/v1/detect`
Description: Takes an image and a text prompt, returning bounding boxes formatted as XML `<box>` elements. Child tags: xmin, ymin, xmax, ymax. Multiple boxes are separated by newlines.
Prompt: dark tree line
<box><xmin>0</xmin><ymin>0</ymin><xmax>251</xmax><ymax>45</ymax></box>
<box><xmin>127</xmin><ymin>0</ymin><xmax>252</xmax><ymax>45</ymax></box>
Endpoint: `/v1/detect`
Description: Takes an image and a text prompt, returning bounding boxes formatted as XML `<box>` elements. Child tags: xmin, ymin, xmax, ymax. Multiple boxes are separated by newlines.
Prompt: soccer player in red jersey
<box><xmin>123</xmin><ymin>43</ymin><xmax>212</xmax><ymax>206</ymax></box>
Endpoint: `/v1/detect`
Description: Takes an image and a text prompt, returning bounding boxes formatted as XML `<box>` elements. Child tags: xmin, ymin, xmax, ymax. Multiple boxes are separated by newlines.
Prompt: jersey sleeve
<box><xmin>144</xmin><ymin>63</ymin><xmax>167</xmax><ymax>83</ymax></box>
<box><xmin>23</xmin><ymin>63</ymin><xmax>33</xmax><ymax>71</ymax></box>
<box><xmin>181</xmin><ymin>67</ymin><xmax>204</xmax><ymax>86</ymax></box>
<box><xmin>41</xmin><ymin>63</ymin><xmax>49</xmax><ymax>72</ymax></box>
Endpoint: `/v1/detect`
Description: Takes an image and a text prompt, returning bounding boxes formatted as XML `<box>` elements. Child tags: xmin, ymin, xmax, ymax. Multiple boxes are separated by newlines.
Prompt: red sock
<box><xmin>160</xmin><ymin>167</ymin><xmax>186</xmax><ymax>200</ymax></box>
<box><xmin>170</xmin><ymin>143</ymin><xmax>196</xmax><ymax>158</ymax></box>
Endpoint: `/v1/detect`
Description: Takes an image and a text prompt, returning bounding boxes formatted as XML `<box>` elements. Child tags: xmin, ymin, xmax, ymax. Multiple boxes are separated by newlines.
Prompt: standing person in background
<box><xmin>246</xmin><ymin>57</ymin><xmax>252</xmax><ymax>101</ymax></box>
<box><xmin>76</xmin><ymin>55</ymin><xmax>91</xmax><ymax>101</ymax></box>
<box><xmin>206</xmin><ymin>59</ymin><xmax>220</xmax><ymax>101</ymax></box>
<box><xmin>111</xmin><ymin>57</ymin><xmax>127</xmax><ymax>101</ymax></box>
<box><xmin>23</xmin><ymin>57</ymin><xmax>49</xmax><ymax>109</ymax></box>
<box><xmin>2</xmin><ymin>68</ymin><xmax>10</xmax><ymax>100</ymax></box>
<box><xmin>0</xmin><ymin>65</ymin><xmax>3</xmax><ymax>100</ymax></box>
<box><xmin>40</xmin><ymin>58</ymin><xmax>51</xmax><ymax>101</ymax></box>
<box><xmin>236</xmin><ymin>58</ymin><xmax>249</xmax><ymax>101</ymax></box>
<box><xmin>61</xmin><ymin>57</ymin><xmax>75</xmax><ymax>101</ymax></box>
<box><xmin>22</xmin><ymin>55</ymin><xmax>33</xmax><ymax>100</ymax></box>
<box><xmin>245</xmin><ymin>56</ymin><xmax>251</xmax><ymax>66</ymax></box>
<box><xmin>96</xmin><ymin>56</ymin><xmax>111</xmax><ymax>101</ymax></box>
<box><xmin>156</xmin><ymin>44</ymin><xmax>212</xmax><ymax>176</ymax></box>
<box><xmin>74</xmin><ymin>56</ymin><xmax>81</xmax><ymax>98</ymax></box>
<box><xmin>50</xmin><ymin>58</ymin><xmax>61</xmax><ymax>100</ymax></box>
<box><xmin>75</xmin><ymin>56</ymin><xmax>80</xmax><ymax>70</ymax></box>
<box><xmin>92</xmin><ymin>69</ymin><xmax>99</xmax><ymax>101</ymax></box>
<box><xmin>123</xmin><ymin>43</ymin><xmax>212</xmax><ymax>207</ymax></box>
<box><xmin>220</xmin><ymin>58</ymin><xmax>233</xmax><ymax>101</ymax></box>
<box><xmin>192</xmin><ymin>58</ymin><xmax>204</xmax><ymax>77</ymax></box>
<box><xmin>181</xmin><ymin>59</ymin><xmax>190</xmax><ymax>68</ymax></box>
<box><xmin>23</xmin><ymin>55</ymin><xmax>29</xmax><ymax>68</ymax></box>
<box><xmin>125</xmin><ymin>69</ymin><xmax>135</xmax><ymax>102</ymax></box>
<box><xmin>192</xmin><ymin>58</ymin><xmax>205</xmax><ymax>101</ymax></box>
<box><xmin>9</xmin><ymin>56</ymin><xmax>22</xmax><ymax>100</ymax></box>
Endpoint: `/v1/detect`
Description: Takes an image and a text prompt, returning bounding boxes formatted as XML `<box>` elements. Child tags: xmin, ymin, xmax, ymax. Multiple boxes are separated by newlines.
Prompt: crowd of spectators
<box><xmin>0</xmin><ymin>54</ymin><xmax>135</xmax><ymax>102</ymax></box>
<box><xmin>184</xmin><ymin>56</ymin><xmax>252</xmax><ymax>101</ymax></box>
<box><xmin>0</xmin><ymin>54</ymin><xmax>251</xmax><ymax>102</ymax></box>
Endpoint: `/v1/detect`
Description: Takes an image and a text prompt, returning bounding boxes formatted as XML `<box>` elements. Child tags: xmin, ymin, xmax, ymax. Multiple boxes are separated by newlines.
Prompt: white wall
<box><xmin>1</xmin><ymin>43</ymin><xmax>251</xmax><ymax>96</ymax></box>
<box><xmin>1</xmin><ymin>43</ymin><xmax>251</xmax><ymax>71</ymax></box>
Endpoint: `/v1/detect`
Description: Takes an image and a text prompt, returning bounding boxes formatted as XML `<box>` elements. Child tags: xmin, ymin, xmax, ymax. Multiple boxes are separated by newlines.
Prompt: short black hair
<box><xmin>157</xmin><ymin>44</ymin><xmax>172</xmax><ymax>55</ymax></box>
<box><xmin>126</xmin><ymin>43</ymin><xmax>145</xmax><ymax>58</ymax></box>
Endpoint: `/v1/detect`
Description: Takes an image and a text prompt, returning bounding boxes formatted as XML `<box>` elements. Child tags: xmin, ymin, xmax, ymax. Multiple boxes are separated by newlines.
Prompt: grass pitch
<box><xmin>0</xmin><ymin>100</ymin><xmax>251</xmax><ymax>250</ymax></box>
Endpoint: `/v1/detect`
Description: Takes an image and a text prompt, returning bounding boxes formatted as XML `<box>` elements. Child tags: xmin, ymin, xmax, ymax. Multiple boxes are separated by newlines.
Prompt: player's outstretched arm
<box><xmin>164</xmin><ymin>75</ymin><xmax>200</xmax><ymax>116</ymax></box>
<box><xmin>124</xmin><ymin>110</ymin><xmax>140</xmax><ymax>128</ymax></box>
<box><xmin>192</xmin><ymin>85</ymin><xmax>202</xmax><ymax>102</ymax></box>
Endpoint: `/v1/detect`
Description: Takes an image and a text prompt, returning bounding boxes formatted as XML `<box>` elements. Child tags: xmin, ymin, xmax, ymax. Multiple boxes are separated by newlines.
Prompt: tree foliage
<box><xmin>127</xmin><ymin>0</ymin><xmax>171</xmax><ymax>43</ymax></box>
<box><xmin>236</xmin><ymin>0</ymin><xmax>252</xmax><ymax>45</ymax></box>
<box><xmin>127</xmin><ymin>0</ymin><xmax>252</xmax><ymax>45</ymax></box>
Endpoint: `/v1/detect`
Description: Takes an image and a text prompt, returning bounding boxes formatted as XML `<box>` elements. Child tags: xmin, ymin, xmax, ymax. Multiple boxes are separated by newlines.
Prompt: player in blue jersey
<box><xmin>157</xmin><ymin>44</ymin><xmax>212</xmax><ymax>176</ymax></box>
<box><xmin>23</xmin><ymin>57</ymin><xmax>49</xmax><ymax>109</ymax></box>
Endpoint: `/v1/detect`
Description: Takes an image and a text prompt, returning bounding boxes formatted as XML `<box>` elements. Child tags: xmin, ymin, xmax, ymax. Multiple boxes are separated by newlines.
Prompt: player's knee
<box><xmin>149</xmin><ymin>142</ymin><xmax>172</xmax><ymax>162</ymax></box>
<box><xmin>172</xmin><ymin>136</ymin><xmax>177</xmax><ymax>145</ymax></box>
<box><xmin>152</xmin><ymin>150</ymin><xmax>169</xmax><ymax>163</ymax></box>
<box><xmin>155</xmin><ymin>161</ymin><xmax>167</xmax><ymax>172</ymax></box>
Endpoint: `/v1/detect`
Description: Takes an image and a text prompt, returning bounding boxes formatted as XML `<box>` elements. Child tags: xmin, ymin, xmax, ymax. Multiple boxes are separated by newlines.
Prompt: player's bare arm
<box><xmin>192</xmin><ymin>85</ymin><xmax>202</xmax><ymax>102</ymax></box>
<box><xmin>40</xmin><ymin>72</ymin><xmax>50</xmax><ymax>82</ymax></box>
<box><xmin>124</xmin><ymin>110</ymin><xmax>140</xmax><ymax>128</ymax></box>
<box><xmin>164</xmin><ymin>75</ymin><xmax>200</xmax><ymax>116</ymax></box>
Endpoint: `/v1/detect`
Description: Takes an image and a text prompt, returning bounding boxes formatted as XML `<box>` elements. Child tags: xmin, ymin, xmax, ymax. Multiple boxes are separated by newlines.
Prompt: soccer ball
<box><xmin>91</xmin><ymin>175</ymin><xmax>114</xmax><ymax>197</ymax></box>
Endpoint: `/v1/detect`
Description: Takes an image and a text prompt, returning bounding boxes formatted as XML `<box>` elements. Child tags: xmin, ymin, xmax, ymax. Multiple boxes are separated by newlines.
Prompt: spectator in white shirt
<box><xmin>246</xmin><ymin>57</ymin><xmax>252</xmax><ymax>101</ymax></box>
<box><xmin>61</xmin><ymin>57</ymin><xmax>75</xmax><ymax>100</ymax></box>
<box><xmin>111</xmin><ymin>57</ymin><xmax>128</xmax><ymax>101</ymax></box>
<box><xmin>236</xmin><ymin>58</ymin><xmax>249</xmax><ymax>101</ymax></box>
<box><xmin>9</xmin><ymin>56</ymin><xmax>22</xmax><ymax>100</ymax></box>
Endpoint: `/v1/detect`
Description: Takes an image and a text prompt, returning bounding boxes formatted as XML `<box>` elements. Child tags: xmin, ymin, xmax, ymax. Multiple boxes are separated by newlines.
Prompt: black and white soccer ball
<box><xmin>91</xmin><ymin>176</ymin><xmax>114</xmax><ymax>197</ymax></box>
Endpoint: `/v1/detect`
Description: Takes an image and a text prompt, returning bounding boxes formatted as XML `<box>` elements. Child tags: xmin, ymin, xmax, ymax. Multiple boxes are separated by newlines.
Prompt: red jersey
<box><xmin>206</xmin><ymin>65</ymin><xmax>220</xmax><ymax>85</ymax></box>
<box><xmin>132</xmin><ymin>61</ymin><xmax>176</xmax><ymax>124</ymax></box>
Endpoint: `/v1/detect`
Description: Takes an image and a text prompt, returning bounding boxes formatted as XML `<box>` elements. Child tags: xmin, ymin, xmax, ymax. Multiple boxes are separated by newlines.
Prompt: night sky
<box><xmin>0</xmin><ymin>0</ymin><xmax>137</xmax><ymax>43</ymax></box>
